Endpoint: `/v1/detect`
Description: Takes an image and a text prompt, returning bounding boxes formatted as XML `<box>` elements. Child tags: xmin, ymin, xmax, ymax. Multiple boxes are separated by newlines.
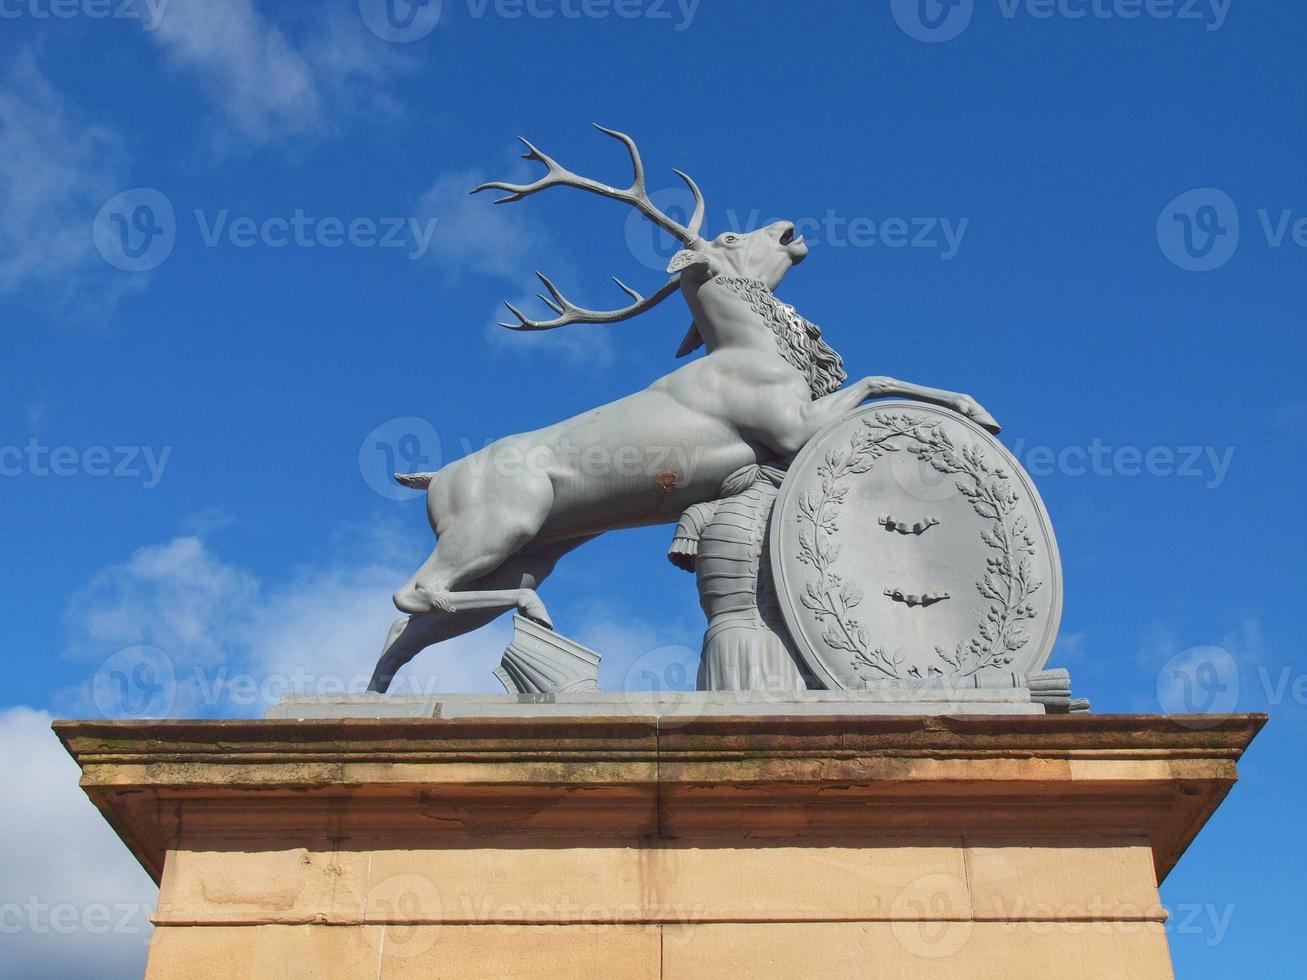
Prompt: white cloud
<box><xmin>0</xmin><ymin>707</ymin><xmax>157</xmax><ymax>980</ymax></box>
<box><xmin>71</xmin><ymin>536</ymin><xmax>260</xmax><ymax>674</ymax></box>
<box><xmin>1052</xmin><ymin>631</ymin><xmax>1086</xmax><ymax>663</ymax></box>
<box><xmin>572</xmin><ymin>605</ymin><xmax>701</xmax><ymax>695</ymax></box>
<box><xmin>10</xmin><ymin>535</ymin><xmax>694</xmax><ymax>977</ymax></box>
<box><xmin>24</xmin><ymin>392</ymin><xmax>52</xmax><ymax>430</ymax></box>
<box><xmin>0</xmin><ymin>50</ymin><xmax>132</xmax><ymax>305</ymax></box>
<box><xmin>150</xmin><ymin>0</ymin><xmax>322</xmax><ymax>141</ymax></box>
<box><xmin>1135</xmin><ymin>617</ymin><xmax>1266</xmax><ymax>671</ymax></box>
<box><xmin>247</xmin><ymin>551</ymin><xmax>512</xmax><ymax>702</ymax></box>
<box><xmin>57</xmin><ymin>514</ymin><xmax>706</xmax><ymax>718</ymax></box>
<box><xmin>148</xmin><ymin>0</ymin><xmax>412</xmax><ymax>147</ymax></box>
<box><xmin>1130</xmin><ymin>615</ymin><xmax>1269</xmax><ymax>715</ymax></box>
<box><xmin>416</xmin><ymin>169</ymin><xmax>550</xmax><ymax>281</ymax></box>
<box><xmin>414</xmin><ymin>168</ymin><xmax>620</xmax><ymax>368</ymax></box>
<box><xmin>60</xmin><ymin>526</ymin><xmax>517</xmax><ymax>718</ymax></box>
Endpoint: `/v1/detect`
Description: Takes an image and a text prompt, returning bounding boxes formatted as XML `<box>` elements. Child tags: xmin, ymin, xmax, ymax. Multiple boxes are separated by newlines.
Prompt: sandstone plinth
<box><xmin>56</xmin><ymin>713</ymin><xmax>1263</xmax><ymax>979</ymax></box>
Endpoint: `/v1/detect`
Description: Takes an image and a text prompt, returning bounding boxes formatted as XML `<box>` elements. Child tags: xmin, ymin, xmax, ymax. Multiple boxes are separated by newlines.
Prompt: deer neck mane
<box><xmin>710</xmin><ymin>276</ymin><xmax>847</xmax><ymax>398</ymax></box>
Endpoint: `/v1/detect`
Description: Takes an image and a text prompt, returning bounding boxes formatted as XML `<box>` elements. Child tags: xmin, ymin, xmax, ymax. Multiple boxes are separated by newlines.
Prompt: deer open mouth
<box><xmin>780</xmin><ymin>223</ymin><xmax>807</xmax><ymax>263</ymax></box>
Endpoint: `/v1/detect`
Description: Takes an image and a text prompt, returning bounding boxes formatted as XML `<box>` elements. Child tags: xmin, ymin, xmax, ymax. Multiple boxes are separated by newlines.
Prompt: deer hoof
<box><xmin>972</xmin><ymin>409</ymin><xmax>1001</xmax><ymax>434</ymax></box>
<box><xmin>956</xmin><ymin>396</ymin><xmax>1001</xmax><ymax>434</ymax></box>
<box><xmin>519</xmin><ymin>592</ymin><xmax>554</xmax><ymax>631</ymax></box>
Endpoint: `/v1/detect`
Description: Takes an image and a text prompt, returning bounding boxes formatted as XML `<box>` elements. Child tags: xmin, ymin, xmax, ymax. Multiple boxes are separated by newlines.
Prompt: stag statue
<box><xmin>367</xmin><ymin>125</ymin><xmax>998</xmax><ymax>693</ymax></box>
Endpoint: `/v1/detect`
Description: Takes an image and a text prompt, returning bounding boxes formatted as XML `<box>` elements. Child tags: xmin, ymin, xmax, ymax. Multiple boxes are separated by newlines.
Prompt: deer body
<box><xmin>414</xmin><ymin>288</ymin><xmax>818</xmax><ymax>544</ymax></box>
<box><xmin>368</xmin><ymin>128</ymin><xmax>998</xmax><ymax>693</ymax></box>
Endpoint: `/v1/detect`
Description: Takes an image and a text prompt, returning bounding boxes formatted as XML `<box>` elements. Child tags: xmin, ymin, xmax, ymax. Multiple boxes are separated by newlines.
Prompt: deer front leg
<box><xmin>860</xmin><ymin>376</ymin><xmax>1001</xmax><ymax>433</ymax></box>
<box><xmin>770</xmin><ymin>376</ymin><xmax>999</xmax><ymax>456</ymax></box>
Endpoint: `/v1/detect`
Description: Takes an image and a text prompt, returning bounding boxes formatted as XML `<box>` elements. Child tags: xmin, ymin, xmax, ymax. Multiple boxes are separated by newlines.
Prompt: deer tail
<box><xmin>394</xmin><ymin>471</ymin><xmax>437</xmax><ymax>489</ymax></box>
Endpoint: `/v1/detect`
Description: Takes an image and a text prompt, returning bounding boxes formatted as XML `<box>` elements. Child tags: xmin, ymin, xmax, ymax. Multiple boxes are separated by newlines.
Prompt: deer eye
<box><xmin>723</xmin><ymin>235</ymin><xmax>739</xmax><ymax>244</ymax></box>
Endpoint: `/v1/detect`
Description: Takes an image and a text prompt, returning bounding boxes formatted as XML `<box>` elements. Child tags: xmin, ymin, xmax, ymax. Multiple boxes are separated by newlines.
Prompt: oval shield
<box><xmin>770</xmin><ymin>402</ymin><xmax>1062</xmax><ymax>690</ymax></box>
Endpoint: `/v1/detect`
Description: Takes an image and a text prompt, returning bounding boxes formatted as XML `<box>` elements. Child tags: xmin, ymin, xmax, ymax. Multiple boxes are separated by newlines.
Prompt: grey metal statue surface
<box><xmin>668</xmin><ymin>462</ymin><xmax>812</xmax><ymax>693</ymax></box>
<box><xmin>368</xmin><ymin>126</ymin><xmax>998</xmax><ymax>693</ymax></box>
<box><xmin>770</xmin><ymin>402</ymin><xmax>1063</xmax><ymax>691</ymax></box>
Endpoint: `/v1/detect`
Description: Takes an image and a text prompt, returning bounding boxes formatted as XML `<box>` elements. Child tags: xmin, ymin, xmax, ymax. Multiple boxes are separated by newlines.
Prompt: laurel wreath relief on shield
<box><xmin>794</xmin><ymin>412</ymin><xmax>1043</xmax><ymax>683</ymax></box>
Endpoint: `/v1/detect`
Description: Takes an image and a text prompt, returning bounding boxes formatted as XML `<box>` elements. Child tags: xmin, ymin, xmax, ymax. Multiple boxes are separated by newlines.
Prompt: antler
<box><xmin>474</xmin><ymin>124</ymin><xmax>707</xmax><ymax>332</ymax></box>
<box><xmin>473</xmin><ymin>124</ymin><xmax>706</xmax><ymax>245</ymax></box>
<box><xmin>500</xmin><ymin>272</ymin><xmax>680</xmax><ymax>331</ymax></box>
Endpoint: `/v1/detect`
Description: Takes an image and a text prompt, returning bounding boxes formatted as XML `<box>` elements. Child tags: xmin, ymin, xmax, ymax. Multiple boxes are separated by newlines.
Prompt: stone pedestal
<box><xmin>56</xmin><ymin>713</ymin><xmax>1262</xmax><ymax>979</ymax></box>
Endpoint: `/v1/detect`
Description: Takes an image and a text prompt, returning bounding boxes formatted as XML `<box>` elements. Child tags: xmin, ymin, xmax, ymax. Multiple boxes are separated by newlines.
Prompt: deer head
<box><xmin>672</xmin><ymin>221</ymin><xmax>808</xmax><ymax>291</ymax></box>
<box><xmin>473</xmin><ymin>125</ymin><xmax>807</xmax><ymax>332</ymax></box>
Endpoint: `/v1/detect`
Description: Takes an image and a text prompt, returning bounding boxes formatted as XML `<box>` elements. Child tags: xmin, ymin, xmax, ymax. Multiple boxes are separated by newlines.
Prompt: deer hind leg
<box><xmin>392</xmin><ymin>467</ymin><xmax>556</xmax><ymax>619</ymax></box>
<box><xmin>370</xmin><ymin>537</ymin><xmax>591</xmax><ymax>694</ymax></box>
<box><xmin>368</xmin><ymin>609</ymin><xmax>500</xmax><ymax>694</ymax></box>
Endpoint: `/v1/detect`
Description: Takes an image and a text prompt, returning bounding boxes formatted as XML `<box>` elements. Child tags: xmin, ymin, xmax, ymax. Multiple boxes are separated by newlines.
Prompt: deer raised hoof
<box><xmin>518</xmin><ymin>591</ymin><xmax>554</xmax><ymax>630</ymax></box>
<box><xmin>956</xmin><ymin>394</ymin><xmax>1001</xmax><ymax>434</ymax></box>
<box><xmin>393</xmin><ymin>583</ymin><xmax>553</xmax><ymax>628</ymax></box>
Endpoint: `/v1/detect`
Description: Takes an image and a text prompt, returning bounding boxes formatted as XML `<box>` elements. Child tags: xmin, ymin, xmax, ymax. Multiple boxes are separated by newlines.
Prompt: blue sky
<box><xmin>2</xmin><ymin>0</ymin><xmax>1305</xmax><ymax>976</ymax></box>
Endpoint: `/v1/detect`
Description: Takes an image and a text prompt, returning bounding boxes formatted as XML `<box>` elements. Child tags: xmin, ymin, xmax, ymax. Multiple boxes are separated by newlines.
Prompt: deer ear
<box><xmin>667</xmin><ymin>249</ymin><xmax>713</xmax><ymax>276</ymax></box>
<box><xmin>675</xmin><ymin>321</ymin><xmax>704</xmax><ymax>358</ymax></box>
